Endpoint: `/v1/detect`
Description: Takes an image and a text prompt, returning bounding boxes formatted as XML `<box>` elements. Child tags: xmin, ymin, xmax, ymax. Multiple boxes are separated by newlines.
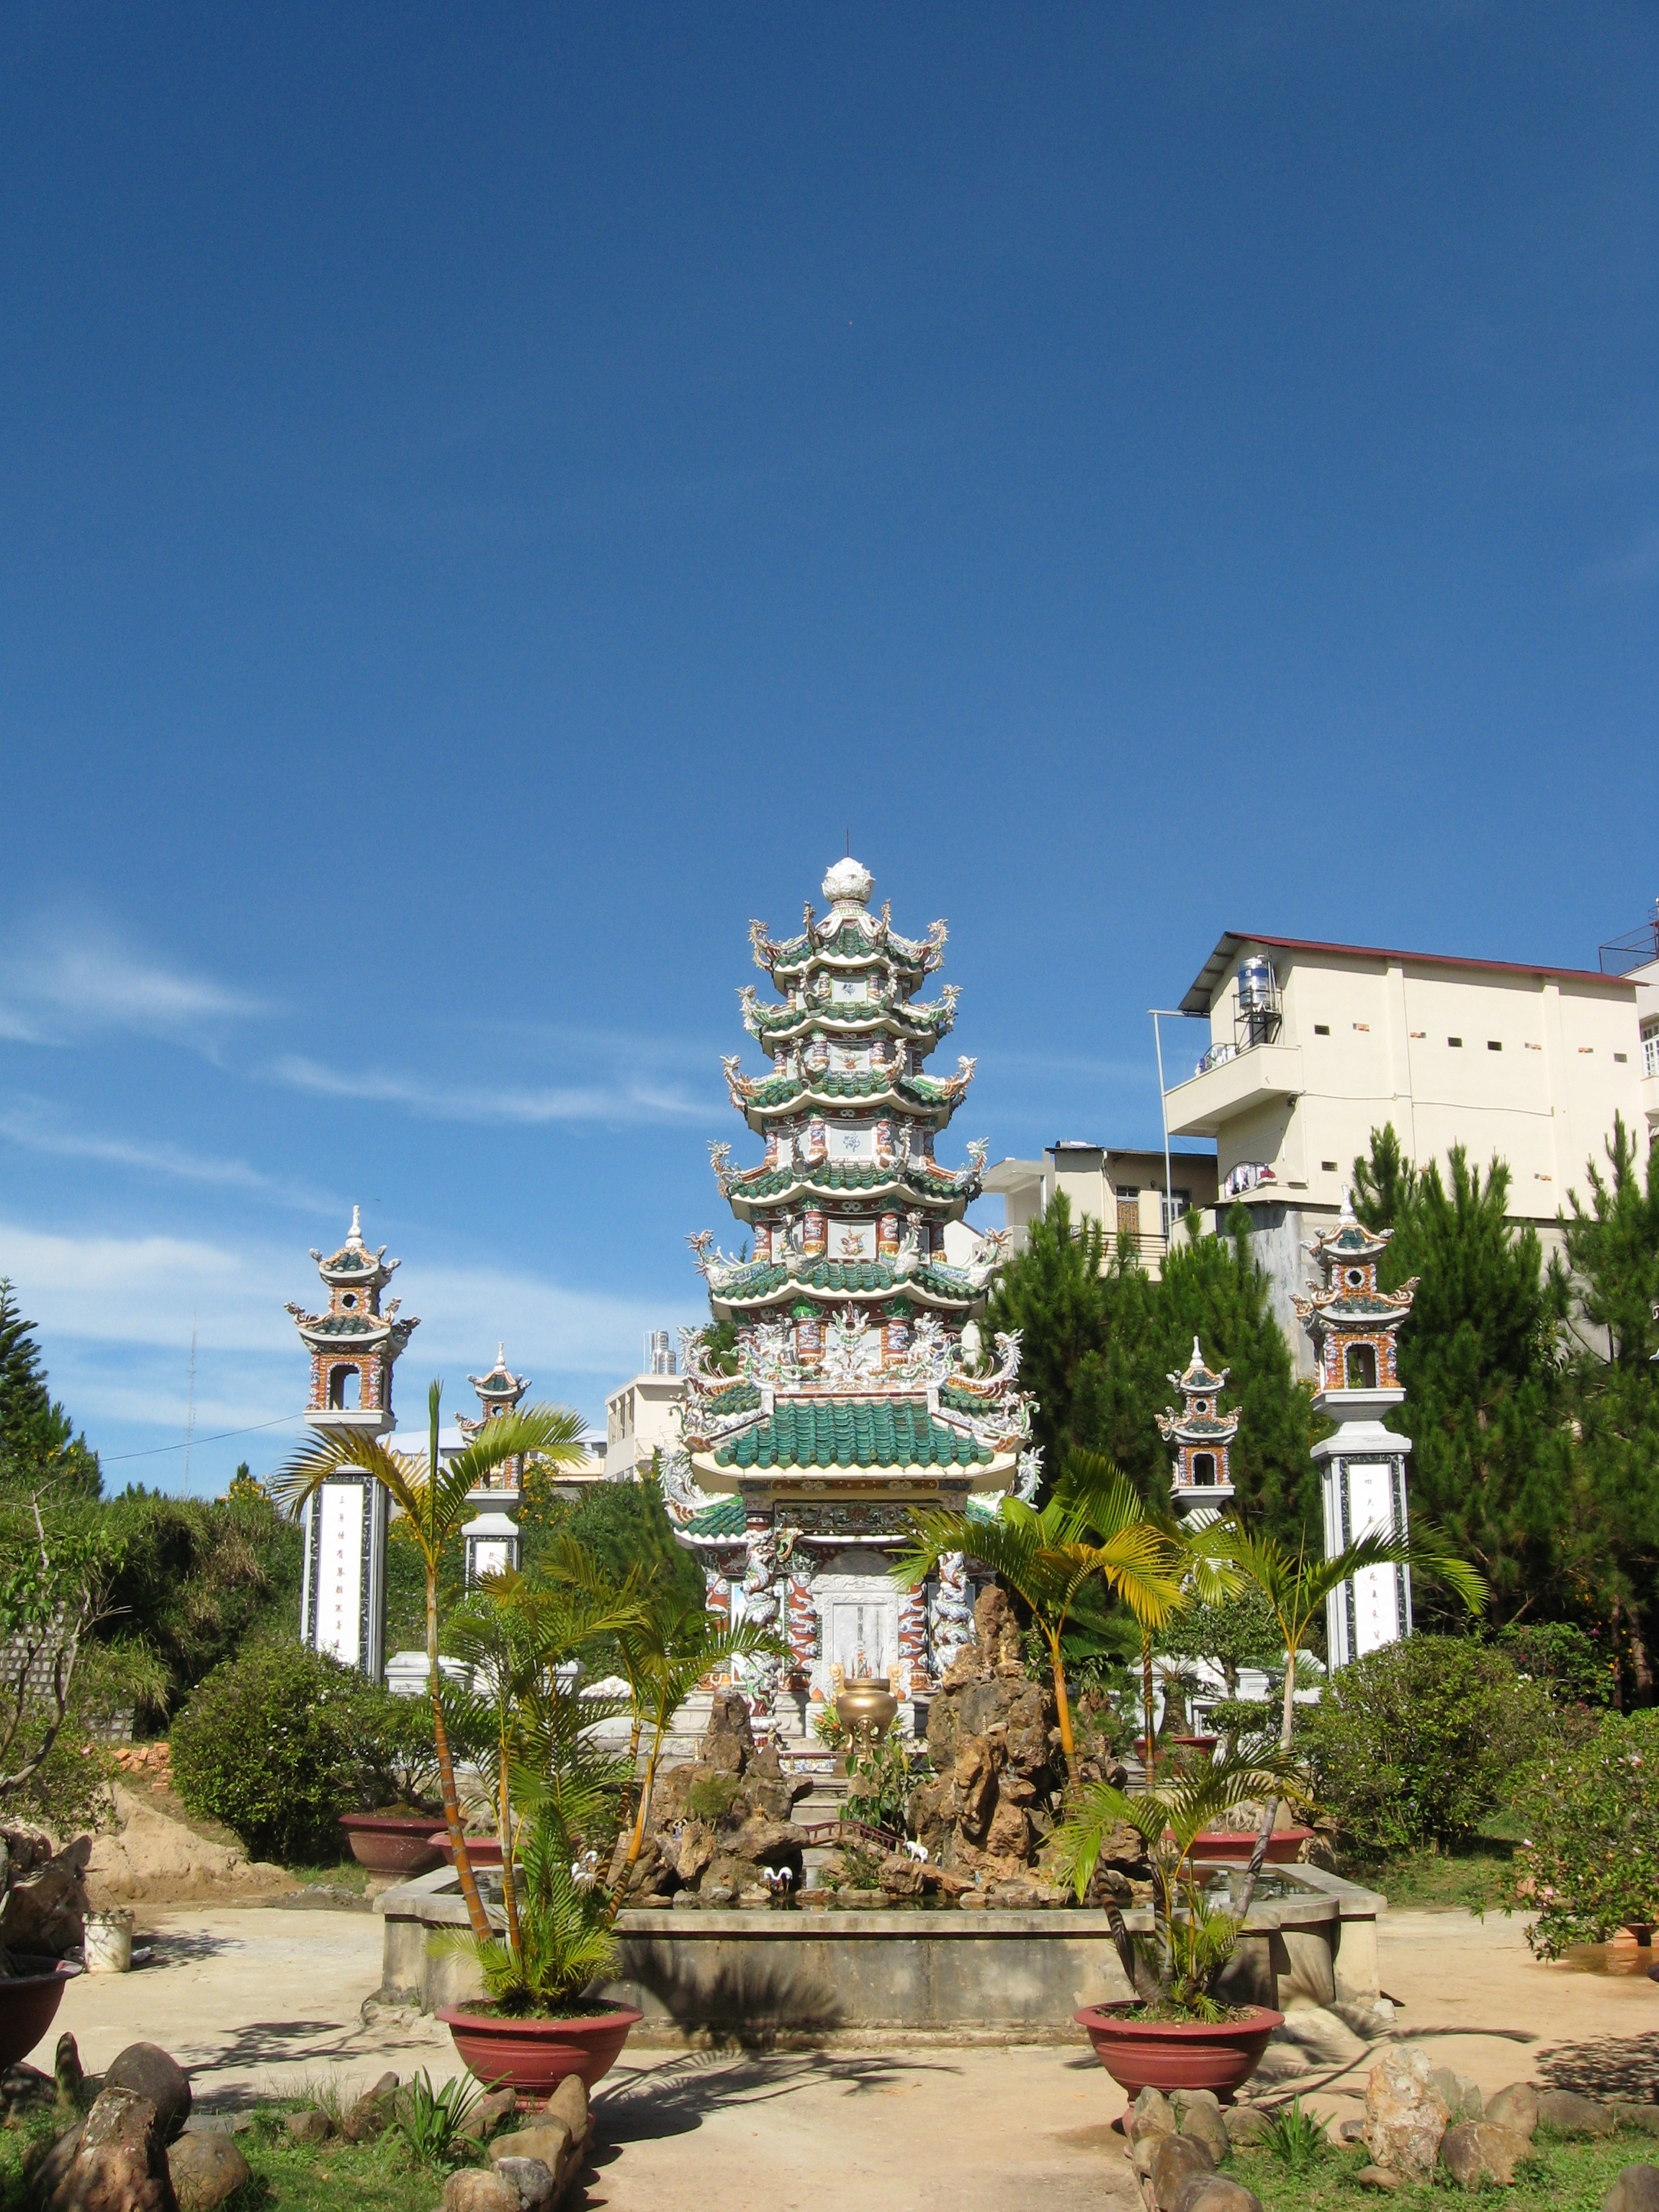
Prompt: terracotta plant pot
<box><xmin>1074</xmin><ymin>2004</ymin><xmax>1282</xmax><ymax>2100</ymax></box>
<box><xmin>1186</xmin><ymin>1827</ymin><xmax>1312</xmax><ymax>1866</ymax></box>
<box><xmin>438</xmin><ymin>2004</ymin><xmax>644</xmax><ymax>2097</ymax></box>
<box><xmin>427</xmin><ymin>1831</ymin><xmax>505</xmax><ymax>1869</ymax></box>
<box><xmin>339</xmin><ymin>1814</ymin><xmax>448</xmax><ymax>1876</ymax></box>
<box><xmin>0</xmin><ymin>1957</ymin><xmax>81</xmax><ymax>2069</ymax></box>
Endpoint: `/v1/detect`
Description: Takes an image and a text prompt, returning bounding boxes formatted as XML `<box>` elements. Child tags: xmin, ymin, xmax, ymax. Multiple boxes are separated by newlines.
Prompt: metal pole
<box><xmin>1151</xmin><ymin>1013</ymin><xmax>1174</xmax><ymax>1256</ymax></box>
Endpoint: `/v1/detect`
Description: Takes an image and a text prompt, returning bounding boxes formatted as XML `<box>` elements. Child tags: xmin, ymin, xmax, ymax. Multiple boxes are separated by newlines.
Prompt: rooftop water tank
<box><xmin>1237</xmin><ymin>953</ymin><xmax>1277</xmax><ymax>1012</ymax></box>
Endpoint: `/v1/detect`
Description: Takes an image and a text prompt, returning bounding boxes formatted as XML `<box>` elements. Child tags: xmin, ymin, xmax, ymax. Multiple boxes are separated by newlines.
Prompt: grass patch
<box><xmin>1340</xmin><ymin>1832</ymin><xmax>1516</xmax><ymax>1912</ymax></box>
<box><xmin>282</xmin><ymin>1858</ymin><xmax>372</xmax><ymax>1894</ymax></box>
<box><xmin>1233</xmin><ymin>2123</ymin><xmax>1658</xmax><ymax>2211</ymax></box>
<box><xmin>0</xmin><ymin>2090</ymin><xmax>481</xmax><ymax>2212</ymax></box>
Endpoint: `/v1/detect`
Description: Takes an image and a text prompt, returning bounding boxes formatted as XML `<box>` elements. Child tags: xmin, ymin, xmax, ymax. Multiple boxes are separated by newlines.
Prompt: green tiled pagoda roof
<box><xmin>739</xmin><ymin>1069</ymin><xmax>958</xmax><ymax>1110</ymax></box>
<box><xmin>715</xmin><ymin>1259</ymin><xmax>975</xmax><ymax>1302</ymax></box>
<box><xmin>712</xmin><ymin>1398</ymin><xmax>994</xmax><ymax>1471</ymax></box>
<box><xmin>323</xmin><ymin>1248</ymin><xmax>376</xmax><ymax>1272</ymax></box>
<box><xmin>701</xmin><ymin>1380</ymin><xmax>762</xmax><ymax>1416</ymax></box>
<box><xmin>1313</xmin><ymin>1295</ymin><xmax>1411</xmax><ymax>1325</ymax></box>
<box><xmin>685</xmin><ymin>1494</ymin><xmax>747</xmax><ymax>1537</ymax></box>
<box><xmin>748</xmin><ymin>998</ymin><xmax>949</xmax><ymax>1034</ymax></box>
<box><xmin>306</xmin><ymin>1313</ymin><xmax>384</xmax><ymax>1336</ymax></box>
<box><xmin>938</xmin><ymin>1380</ymin><xmax>996</xmax><ymax>1414</ymax></box>
<box><xmin>729</xmin><ymin>1159</ymin><xmax>968</xmax><ymax>1202</ymax></box>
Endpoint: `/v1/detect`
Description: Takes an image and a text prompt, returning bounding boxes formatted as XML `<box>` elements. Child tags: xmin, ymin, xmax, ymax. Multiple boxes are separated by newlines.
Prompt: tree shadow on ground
<box><xmin>1537</xmin><ymin>2033</ymin><xmax>1659</xmax><ymax>2100</ymax></box>
<box><xmin>593</xmin><ymin>2047</ymin><xmax>964</xmax><ymax>2144</ymax></box>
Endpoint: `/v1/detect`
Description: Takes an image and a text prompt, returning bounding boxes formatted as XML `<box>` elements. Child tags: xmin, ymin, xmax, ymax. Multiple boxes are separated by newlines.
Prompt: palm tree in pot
<box><xmin>274</xmin><ymin>1381</ymin><xmax>588</xmax><ymax>1943</ymax></box>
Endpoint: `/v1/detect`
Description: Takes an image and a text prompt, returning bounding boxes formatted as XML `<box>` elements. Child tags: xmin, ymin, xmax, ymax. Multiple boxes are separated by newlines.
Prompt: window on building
<box><xmin>1448</xmin><ymin>1037</ymin><xmax>1463</xmax><ymax>1048</ymax></box>
<box><xmin>1321</xmin><ymin>1160</ymin><xmax>1339</xmax><ymax>1172</ymax></box>
<box><xmin>1488</xmin><ymin>1040</ymin><xmax>1503</xmax><ymax>1052</ymax></box>
<box><xmin>1161</xmin><ymin>1190</ymin><xmax>1191</xmax><ymax>1236</ymax></box>
<box><xmin>1644</xmin><ymin>1022</ymin><xmax>1659</xmax><ymax>1079</ymax></box>
<box><xmin>1313</xmin><ymin>1024</ymin><xmax>1330</xmax><ymax>1035</ymax></box>
<box><xmin>1345</xmin><ymin>1344</ymin><xmax>1377</xmax><ymax>1390</ymax></box>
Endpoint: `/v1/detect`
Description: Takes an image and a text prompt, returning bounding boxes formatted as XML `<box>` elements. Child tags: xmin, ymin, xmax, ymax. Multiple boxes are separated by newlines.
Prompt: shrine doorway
<box><xmin>819</xmin><ymin>1549</ymin><xmax>900</xmax><ymax>1682</ymax></box>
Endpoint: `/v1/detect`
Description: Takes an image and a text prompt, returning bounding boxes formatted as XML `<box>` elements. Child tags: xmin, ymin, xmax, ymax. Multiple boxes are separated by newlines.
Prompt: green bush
<box><xmin>1303</xmin><ymin>1636</ymin><xmax>1547</xmax><ymax>1858</ymax></box>
<box><xmin>1511</xmin><ymin>1708</ymin><xmax>1659</xmax><ymax>1956</ymax></box>
<box><xmin>171</xmin><ymin>1641</ymin><xmax>369</xmax><ymax>1863</ymax></box>
<box><xmin>1494</xmin><ymin>1620</ymin><xmax>1617</xmax><ymax>1708</ymax></box>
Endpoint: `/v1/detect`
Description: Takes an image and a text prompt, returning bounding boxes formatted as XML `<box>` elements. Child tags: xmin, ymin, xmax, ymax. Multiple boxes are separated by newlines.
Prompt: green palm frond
<box><xmin>1051</xmin><ymin>1746</ymin><xmax>1310</xmax><ymax>1902</ymax></box>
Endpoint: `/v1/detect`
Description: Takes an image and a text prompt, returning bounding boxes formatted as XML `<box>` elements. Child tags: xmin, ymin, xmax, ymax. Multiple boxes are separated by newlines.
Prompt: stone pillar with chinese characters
<box><xmin>1294</xmin><ymin>1201</ymin><xmax>1419</xmax><ymax>1668</ymax></box>
<box><xmin>284</xmin><ymin>1208</ymin><xmax>418</xmax><ymax>1683</ymax></box>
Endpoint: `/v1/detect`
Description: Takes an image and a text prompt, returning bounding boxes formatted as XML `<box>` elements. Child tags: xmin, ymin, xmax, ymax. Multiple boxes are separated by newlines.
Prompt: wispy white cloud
<box><xmin>0</xmin><ymin>1216</ymin><xmax>697</xmax><ymax>1384</ymax></box>
<box><xmin>269</xmin><ymin>1054</ymin><xmax>707</xmax><ymax>1125</ymax></box>
<box><xmin>0</xmin><ymin>920</ymin><xmax>266</xmax><ymax>1049</ymax></box>
<box><xmin>0</xmin><ymin>1102</ymin><xmax>333</xmax><ymax>1210</ymax></box>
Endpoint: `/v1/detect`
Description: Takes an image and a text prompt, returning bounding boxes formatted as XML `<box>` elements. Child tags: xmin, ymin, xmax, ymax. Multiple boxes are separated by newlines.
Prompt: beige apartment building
<box><xmin>1159</xmin><ymin>930</ymin><xmax>1643</xmax><ymax>1370</ymax></box>
<box><xmin>984</xmin><ymin>1143</ymin><xmax>1220</xmax><ymax>1276</ymax></box>
<box><xmin>605</xmin><ymin>1331</ymin><xmax>687</xmax><ymax>1483</ymax></box>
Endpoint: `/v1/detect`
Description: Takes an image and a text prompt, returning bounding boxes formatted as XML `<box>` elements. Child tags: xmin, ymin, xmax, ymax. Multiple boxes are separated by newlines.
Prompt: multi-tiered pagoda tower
<box><xmin>664</xmin><ymin>858</ymin><xmax>1033</xmax><ymax>1746</ymax></box>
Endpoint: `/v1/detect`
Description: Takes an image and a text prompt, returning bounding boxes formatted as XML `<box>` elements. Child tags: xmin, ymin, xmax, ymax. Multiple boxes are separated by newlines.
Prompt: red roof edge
<box><xmin>1210</xmin><ymin>932</ymin><xmax>1635</xmax><ymax>997</ymax></box>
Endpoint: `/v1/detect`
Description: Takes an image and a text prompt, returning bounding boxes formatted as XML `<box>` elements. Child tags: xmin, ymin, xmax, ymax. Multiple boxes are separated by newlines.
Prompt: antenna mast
<box><xmin>182</xmin><ymin>1314</ymin><xmax>197</xmax><ymax>1496</ymax></box>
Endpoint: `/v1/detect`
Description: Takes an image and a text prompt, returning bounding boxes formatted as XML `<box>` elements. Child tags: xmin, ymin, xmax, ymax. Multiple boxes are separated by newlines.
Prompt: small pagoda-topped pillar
<box><xmin>1294</xmin><ymin>1200</ymin><xmax>1419</xmax><ymax>1668</ymax></box>
<box><xmin>1156</xmin><ymin>1337</ymin><xmax>1238</xmax><ymax>1513</ymax></box>
<box><xmin>284</xmin><ymin>1208</ymin><xmax>419</xmax><ymax>1683</ymax></box>
<box><xmin>458</xmin><ymin>1344</ymin><xmax>529</xmax><ymax>1585</ymax></box>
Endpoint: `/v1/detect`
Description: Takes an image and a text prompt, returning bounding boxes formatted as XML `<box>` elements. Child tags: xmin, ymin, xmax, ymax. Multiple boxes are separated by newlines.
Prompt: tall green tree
<box><xmin>984</xmin><ymin>1197</ymin><xmax>1320</xmax><ymax>1549</ymax></box>
<box><xmin>0</xmin><ymin>1279</ymin><xmax>102</xmax><ymax>1498</ymax></box>
<box><xmin>1555</xmin><ymin>1116</ymin><xmax>1659</xmax><ymax>1695</ymax></box>
<box><xmin>1352</xmin><ymin>1129</ymin><xmax>1567</xmax><ymax>1629</ymax></box>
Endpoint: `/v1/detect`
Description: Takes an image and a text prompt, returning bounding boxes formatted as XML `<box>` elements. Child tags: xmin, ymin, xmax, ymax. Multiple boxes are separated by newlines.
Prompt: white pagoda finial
<box><xmin>1341</xmin><ymin>1189</ymin><xmax>1356</xmax><ymax>1221</ymax></box>
<box><xmin>349</xmin><ymin>1202</ymin><xmax>363</xmax><ymax>1241</ymax></box>
<box><xmin>497</xmin><ymin>1341</ymin><xmax>506</xmax><ymax>1366</ymax></box>
<box><xmin>822</xmin><ymin>855</ymin><xmax>873</xmax><ymax>907</ymax></box>
<box><xmin>1191</xmin><ymin>1334</ymin><xmax>1203</xmax><ymax>1364</ymax></box>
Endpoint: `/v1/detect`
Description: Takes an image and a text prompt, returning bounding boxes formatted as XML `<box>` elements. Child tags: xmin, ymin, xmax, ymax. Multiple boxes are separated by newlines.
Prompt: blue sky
<box><xmin>1</xmin><ymin>4</ymin><xmax>1654</xmax><ymax>1487</ymax></box>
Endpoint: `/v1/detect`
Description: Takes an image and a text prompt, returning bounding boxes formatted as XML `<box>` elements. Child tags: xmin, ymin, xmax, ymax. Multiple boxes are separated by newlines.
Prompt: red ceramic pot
<box><xmin>428</xmin><ymin>1831</ymin><xmax>505</xmax><ymax>1869</ymax></box>
<box><xmin>1074</xmin><ymin>2004</ymin><xmax>1282</xmax><ymax>2100</ymax></box>
<box><xmin>0</xmin><ymin>1958</ymin><xmax>81</xmax><ymax>2069</ymax></box>
<box><xmin>438</xmin><ymin>2004</ymin><xmax>644</xmax><ymax>2097</ymax></box>
<box><xmin>339</xmin><ymin>1814</ymin><xmax>447</xmax><ymax>1876</ymax></box>
<box><xmin>1187</xmin><ymin>1827</ymin><xmax>1312</xmax><ymax>1866</ymax></box>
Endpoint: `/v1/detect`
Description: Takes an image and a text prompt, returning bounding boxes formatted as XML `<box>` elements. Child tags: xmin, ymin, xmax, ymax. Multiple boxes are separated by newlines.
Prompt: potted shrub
<box><xmin>1056</xmin><ymin>1749</ymin><xmax>1309</xmax><ymax>2099</ymax></box>
<box><xmin>433</xmin><ymin>1569</ymin><xmax>649</xmax><ymax>2095</ymax></box>
<box><xmin>341</xmin><ymin>1683</ymin><xmax>450</xmax><ymax>1874</ymax></box>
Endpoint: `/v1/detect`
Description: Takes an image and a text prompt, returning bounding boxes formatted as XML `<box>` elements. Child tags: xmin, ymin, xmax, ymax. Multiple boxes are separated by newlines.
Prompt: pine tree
<box><xmin>1352</xmin><ymin>1129</ymin><xmax>1565</xmax><ymax>1629</ymax></box>
<box><xmin>0</xmin><ymin>1277</ymin><xmax>52</xmax><ymax>1457</ymax></box>
<box><xmin>1556</xmin><ymin>1116</ymin><xmax>1659</xmax><ymax>1697</ymax></box>
<box><xmin>0</xmin><ymin>1278</ymin><xmax>102</xmax><ymax>1498</ymax></box>
<box><xmin>985</xmin><ymin>1198</ymin><xmax>1319</xmax><ymax>1549</ymax></box>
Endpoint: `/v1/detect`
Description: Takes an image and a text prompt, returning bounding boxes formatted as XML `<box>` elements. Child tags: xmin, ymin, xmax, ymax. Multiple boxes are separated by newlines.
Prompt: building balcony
<box><xmin>1164</xmin><ymin>1043</ymin><xmax>1304</xmax><ymax>1140</ymax></box>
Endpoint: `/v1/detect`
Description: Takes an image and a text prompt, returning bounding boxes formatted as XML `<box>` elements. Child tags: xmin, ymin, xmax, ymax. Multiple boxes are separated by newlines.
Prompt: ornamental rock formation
<box><xmin>663</xmin><ymin>858</ymin><xmax>1035</xmax><ymax>1751</ymax></box>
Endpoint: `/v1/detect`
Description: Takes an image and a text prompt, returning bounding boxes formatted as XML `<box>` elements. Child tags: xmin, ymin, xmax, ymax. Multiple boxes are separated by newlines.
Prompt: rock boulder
<box><xmin>167</xmin><ymin>2130</ymin><xmax>250</xmax><ymax>2212</ymax></box>
<box><xmin>102</xmin><ymin>2047</ymin><xmax>191</xmax><ymax>2145</ymax></box>
<box><xmin>1439</xmin><ymin>2121</ymin><xmax>1531</xmax><ymax>2189</ymax></box>
<box><xmin>39</xmin><ymin>2086</ymin><xmax>176</xmax><ymax>2212</ymax></box>
<box><xmin>1364</xmin><ymin>2045</ymin><xmax>1449</xmax><ymax>2179</ymax></box>
<box><xmin>1604</xmin><ymin>2167</ymin><xmax>1659</xmax><ymax>2212</ymax></box>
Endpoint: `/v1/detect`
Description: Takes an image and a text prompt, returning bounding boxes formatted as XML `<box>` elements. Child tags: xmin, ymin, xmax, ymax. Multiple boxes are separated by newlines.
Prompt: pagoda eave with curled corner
<box><xmin>663</xmin><ymin>858</ymin><xmax>1035</xmax><ymax>1754</ymax></box>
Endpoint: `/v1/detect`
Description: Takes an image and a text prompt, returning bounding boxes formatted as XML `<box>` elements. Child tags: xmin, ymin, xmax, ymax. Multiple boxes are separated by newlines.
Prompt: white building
<box><xmin>605</xmin><ymin>1331</ymin><xmax>687</xmax><ymax>1484</ymax></box>
<box><xmin>1159</xmin><ymin>930</ymin><xmax>1644</xmax><ymax>1371</ymax></box>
